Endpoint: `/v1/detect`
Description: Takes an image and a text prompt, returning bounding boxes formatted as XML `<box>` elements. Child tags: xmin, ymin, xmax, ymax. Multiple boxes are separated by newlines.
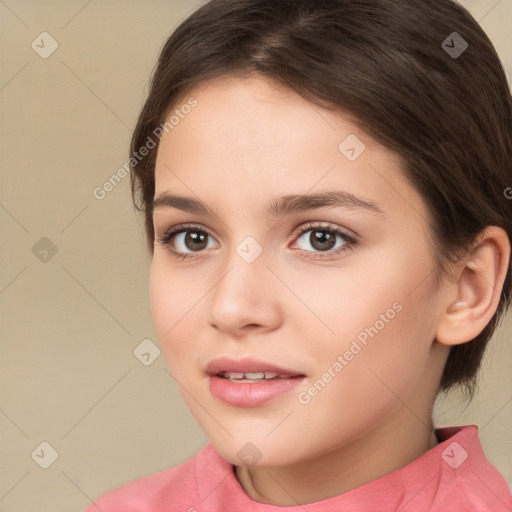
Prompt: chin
<box><xmin>209</xmin><ymin>435</ymin><xmax>301</xmax><ymax>469</ymax></box>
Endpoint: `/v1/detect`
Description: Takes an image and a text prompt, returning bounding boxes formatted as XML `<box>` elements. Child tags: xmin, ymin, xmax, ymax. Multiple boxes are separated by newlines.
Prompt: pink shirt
<box><xmin>84</xmin><ymin>425</ymin><xmax>511</xmax><ymax>511</ymax></box>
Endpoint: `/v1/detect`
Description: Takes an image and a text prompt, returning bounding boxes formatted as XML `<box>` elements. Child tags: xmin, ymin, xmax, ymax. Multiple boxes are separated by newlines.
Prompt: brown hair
<box><xmin>130</xmin><ymin>0</ymin><xmax>512</xmax><ymax>402</ymax></box>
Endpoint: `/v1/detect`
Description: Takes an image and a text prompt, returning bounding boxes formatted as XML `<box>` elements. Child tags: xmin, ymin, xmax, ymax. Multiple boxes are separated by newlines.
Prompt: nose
<box><xmin>206</xmin><ymin>242</ymin><xmax>283</xmax><ymax>336</ymax></box>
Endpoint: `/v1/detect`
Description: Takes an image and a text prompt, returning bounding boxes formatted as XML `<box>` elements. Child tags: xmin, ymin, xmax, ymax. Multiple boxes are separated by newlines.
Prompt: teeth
<box><xmin>220</xmin><ymin>371</ymin><xmax>291</xmax><ymax>381</ymax></box>
<box><xmin>225</xmin><ymin>372</ymin><xmax>245</xmax><ymax>379</ymax></box>
<box><xmin>245</xmin><ymin>372</ymin><xmax>265</xmax><ymax>379</ymax></box>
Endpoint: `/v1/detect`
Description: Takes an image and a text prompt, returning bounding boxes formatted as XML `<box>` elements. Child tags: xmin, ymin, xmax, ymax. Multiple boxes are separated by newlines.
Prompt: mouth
<box><xmin>216</xmin><ymin>371</ymin><xmax>304</xmax><ymax>382</ymax></box>
<box><xmin>205</xmin><ymin>356</ymin><xmax>307</xmax><ymax>406</ymax></box>
<box><xmin>205</xmin><ymin>356</ymin><xmax>306</xmax><ymax>379</ymax></box>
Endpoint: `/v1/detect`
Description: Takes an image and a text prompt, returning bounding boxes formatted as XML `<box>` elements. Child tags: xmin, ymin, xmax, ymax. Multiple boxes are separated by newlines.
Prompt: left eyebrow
<box><xmin>152</xmin><ymin>190</ymin><xmax>385</xmax><ymax>218</ymax></box>
<box><xmin>264</xmin><ymin>190</ymin><xmax>384</xmax><ymax>218</ymax></box>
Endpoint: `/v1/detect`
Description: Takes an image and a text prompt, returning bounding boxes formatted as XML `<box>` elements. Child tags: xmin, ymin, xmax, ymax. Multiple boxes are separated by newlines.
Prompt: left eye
<box><xmin>293</xmin><ymin>225</ymin><xmax>354</xmax><ymax>254</ymax></box>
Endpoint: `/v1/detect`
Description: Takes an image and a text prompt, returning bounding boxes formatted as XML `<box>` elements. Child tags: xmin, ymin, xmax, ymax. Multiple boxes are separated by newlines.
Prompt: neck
<box><xmin>235</xmin><ymin>407</ymin><xmax>439</xmax><ymax>506</ymax></box>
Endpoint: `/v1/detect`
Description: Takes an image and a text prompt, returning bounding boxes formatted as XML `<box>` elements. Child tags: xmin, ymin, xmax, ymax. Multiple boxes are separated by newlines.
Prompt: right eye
<box><xmin>156</xmin><ymin>224</ymin><xmax>219</xmax><ymax>260</ymax></box>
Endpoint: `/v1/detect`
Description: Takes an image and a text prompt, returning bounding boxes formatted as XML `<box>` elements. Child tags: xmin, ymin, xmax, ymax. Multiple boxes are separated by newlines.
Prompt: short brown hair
<box><xmin>130</xmin><ymin>0</ymin><xmax>512</xmax><ymax>401</ymax></box>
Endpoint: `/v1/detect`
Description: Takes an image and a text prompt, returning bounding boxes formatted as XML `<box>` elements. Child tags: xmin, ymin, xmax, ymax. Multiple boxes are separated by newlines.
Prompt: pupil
<box><xmin>186</xmin><ymin>231</ymin><xmax>207</xmax><ymax>251</ymax></box>
<box><xmin>312</xmin><ymin>230</ymin><xmax>335</xmax><ymax>251</ymax></box>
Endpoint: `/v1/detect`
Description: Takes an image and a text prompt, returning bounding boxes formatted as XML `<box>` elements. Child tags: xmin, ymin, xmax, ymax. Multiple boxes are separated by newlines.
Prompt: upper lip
<box><xmin>205</xmin><ymin>356</ymin><xmax>305</xmax><ymax>376</ymax></box>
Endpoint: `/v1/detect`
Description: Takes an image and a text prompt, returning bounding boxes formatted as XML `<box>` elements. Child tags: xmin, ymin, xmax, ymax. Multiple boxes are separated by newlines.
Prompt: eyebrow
<box><xmin>152</xmin><ymin>190</ymin><xmax>384</xmax><ymax>218</ymax></box>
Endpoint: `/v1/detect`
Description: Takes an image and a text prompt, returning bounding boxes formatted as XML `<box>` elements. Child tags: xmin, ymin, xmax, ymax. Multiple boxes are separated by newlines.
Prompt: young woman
<box><xmin>85</xmin><ymin>0</ymin><xmax>512</xmax><ymax>509</ymax></box>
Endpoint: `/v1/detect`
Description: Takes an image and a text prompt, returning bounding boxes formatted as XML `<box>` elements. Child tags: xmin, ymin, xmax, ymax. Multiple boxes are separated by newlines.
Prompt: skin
<box><xmin>149</xmin><ymin>74</ymin><xmax>510</xmax><ymax>505</ymax></box>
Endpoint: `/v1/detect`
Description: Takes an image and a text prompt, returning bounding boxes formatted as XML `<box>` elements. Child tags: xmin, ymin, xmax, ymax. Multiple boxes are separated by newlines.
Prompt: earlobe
<box><xmin>436</xmin><ymin>226</ymin><xmax>511</xmax><ymax>347</ymax></box>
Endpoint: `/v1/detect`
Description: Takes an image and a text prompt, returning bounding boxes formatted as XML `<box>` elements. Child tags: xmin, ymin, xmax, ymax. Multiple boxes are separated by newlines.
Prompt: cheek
<box><xmin>325</xmin><ymin>293</ymin><xmax>438</xmax><ymax>418</ymax></box>
<box><xmin>149</xmin><ymin>259</ymin><xmax>202</xmax><ymax>365</ymax></box>
<box><xmin>292</xmin><ymin>297</ymin><xmax>437</xmax><ymax>443</ymax></box>
<box><xmin>293</xmin><ymin>243</ymin><xmax>438</xmax><ymax>380</ymax></box>
<box><xmin>285</xmin><ymin>244</ymin><xmax>430</xmax><ymax>337</ymax></box>
<box><xmin>149</xmin><ymin>260</ymin><xmax>173</xmax><ymax>335</ymax></box>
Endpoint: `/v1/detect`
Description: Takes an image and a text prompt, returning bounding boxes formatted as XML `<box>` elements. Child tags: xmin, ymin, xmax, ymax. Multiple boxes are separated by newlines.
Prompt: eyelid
<box><xmin>290</xmin><ymin>221</ymin><xmax>357</xmax><ymax>243</ymax></box>
<box><xmin>155</xmin><ymin>223</ymin><xmax>218</xmax><ymax>247</ymax></box>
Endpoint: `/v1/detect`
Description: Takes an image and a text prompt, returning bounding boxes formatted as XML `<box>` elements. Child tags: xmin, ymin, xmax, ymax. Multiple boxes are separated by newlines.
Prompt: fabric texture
<box><xmin>84</xmin><ymin>424</ymin><xmax>512</xmax><ymax>511</ymax></box>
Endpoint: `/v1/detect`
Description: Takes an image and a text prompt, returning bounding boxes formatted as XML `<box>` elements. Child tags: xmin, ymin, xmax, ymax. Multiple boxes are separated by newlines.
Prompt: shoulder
<box><xmin>83</xmin><ymin>443</ymin><xmax>213</xmax><ymax>512</ymax></box>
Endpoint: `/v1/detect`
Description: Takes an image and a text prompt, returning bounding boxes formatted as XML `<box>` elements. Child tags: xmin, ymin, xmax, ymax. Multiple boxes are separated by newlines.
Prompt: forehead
<box><xmin>153</xmin><ymin>74</ymin><xmax>426</xmax><ymax>224</ymax></box>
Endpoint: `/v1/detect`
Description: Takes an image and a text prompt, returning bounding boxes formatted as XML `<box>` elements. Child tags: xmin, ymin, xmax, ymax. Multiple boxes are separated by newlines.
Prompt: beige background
<box><xmin>0</xmin><ymin>1</ymin><xmax>511</xmax><ymax>510</ymax></box>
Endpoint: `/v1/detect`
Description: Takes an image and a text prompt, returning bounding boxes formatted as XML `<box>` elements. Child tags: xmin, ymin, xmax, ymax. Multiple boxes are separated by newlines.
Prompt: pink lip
<box><xmin>205</xmin><ymin>356</ymin><xmax>306</xmax><ymax>407</ymax></box>
<box><xmin>208</xmin><ymin>375</ymin><xmax>306</xmax><ymax>407</ymax></box>
<box><xmin>205</xmin><ymin>356</ymin><xmax>305</xmax><ymax>376</ymax></box>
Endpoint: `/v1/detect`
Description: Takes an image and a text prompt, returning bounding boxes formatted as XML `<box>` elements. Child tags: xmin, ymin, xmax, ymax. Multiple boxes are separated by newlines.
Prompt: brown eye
<box><xmin>180</xmin><ymin>230</ymin><xmax>209</xmax><ymax>251</ymax></box>
<box><xmin>156</xmin><ymin>224</ymin><xmax>218</xmax><ymax>260</ymax></box>
<box><xmin>292</xmin><ymin>222</ymin><xmax>357</xmax><ymax>260</ymax></box>
<box><xmin>307</xmin><ymin>230</ymin><xmax>337</xmax><ymax>251</ymax></box>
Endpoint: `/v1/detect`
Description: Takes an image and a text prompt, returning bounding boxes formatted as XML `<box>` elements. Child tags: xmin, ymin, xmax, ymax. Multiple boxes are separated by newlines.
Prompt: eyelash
<box><xmin>155</xmin><ymin>222</ymin><xmax>358</xmax><ymax>261</ymax></box>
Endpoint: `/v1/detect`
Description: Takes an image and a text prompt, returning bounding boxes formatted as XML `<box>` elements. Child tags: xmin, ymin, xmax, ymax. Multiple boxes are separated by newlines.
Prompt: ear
<box><xmin>436</xmin><ymin>226</ymin><xmax>511</xmax><ymax>346</ymax></box>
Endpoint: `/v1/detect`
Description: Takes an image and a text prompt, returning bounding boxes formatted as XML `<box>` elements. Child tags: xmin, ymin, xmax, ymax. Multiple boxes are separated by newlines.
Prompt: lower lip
<box><xmin>208</xmin><ymin>375</ymin><xmax>306</xmax><ymax>407</ymax></box>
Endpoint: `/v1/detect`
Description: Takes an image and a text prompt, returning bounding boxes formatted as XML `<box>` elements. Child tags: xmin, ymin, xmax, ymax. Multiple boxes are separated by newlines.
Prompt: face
<box><xmin>150</xmin><ymin>74</ymin><xmax>448</xmax><ymax>468</ymax></box>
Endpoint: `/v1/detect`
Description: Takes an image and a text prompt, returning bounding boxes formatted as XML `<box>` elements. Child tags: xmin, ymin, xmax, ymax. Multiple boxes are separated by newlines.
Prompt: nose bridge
<box><xmin>207</xmin><ymin>231</ymin><xmax>280</xmax><ymax>331</ymax></box>
<box><xmin>213</xmin><ymin>232</ymin><xmax>268</xmax><ymax>303</ymax></box>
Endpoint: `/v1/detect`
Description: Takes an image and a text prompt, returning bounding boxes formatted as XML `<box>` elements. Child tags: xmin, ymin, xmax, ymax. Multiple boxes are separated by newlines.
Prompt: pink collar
<box><xmin>195</xmin><ymin>425</ymin><xmax>511</xmax><ymax>511</ymax></box>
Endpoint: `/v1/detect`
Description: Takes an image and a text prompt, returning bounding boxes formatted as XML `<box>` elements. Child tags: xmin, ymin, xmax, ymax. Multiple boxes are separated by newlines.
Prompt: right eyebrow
<box><xmin>153</xmin><ymin>193</ymin><xmax>214</xmax><ymax>215</ymax></box>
